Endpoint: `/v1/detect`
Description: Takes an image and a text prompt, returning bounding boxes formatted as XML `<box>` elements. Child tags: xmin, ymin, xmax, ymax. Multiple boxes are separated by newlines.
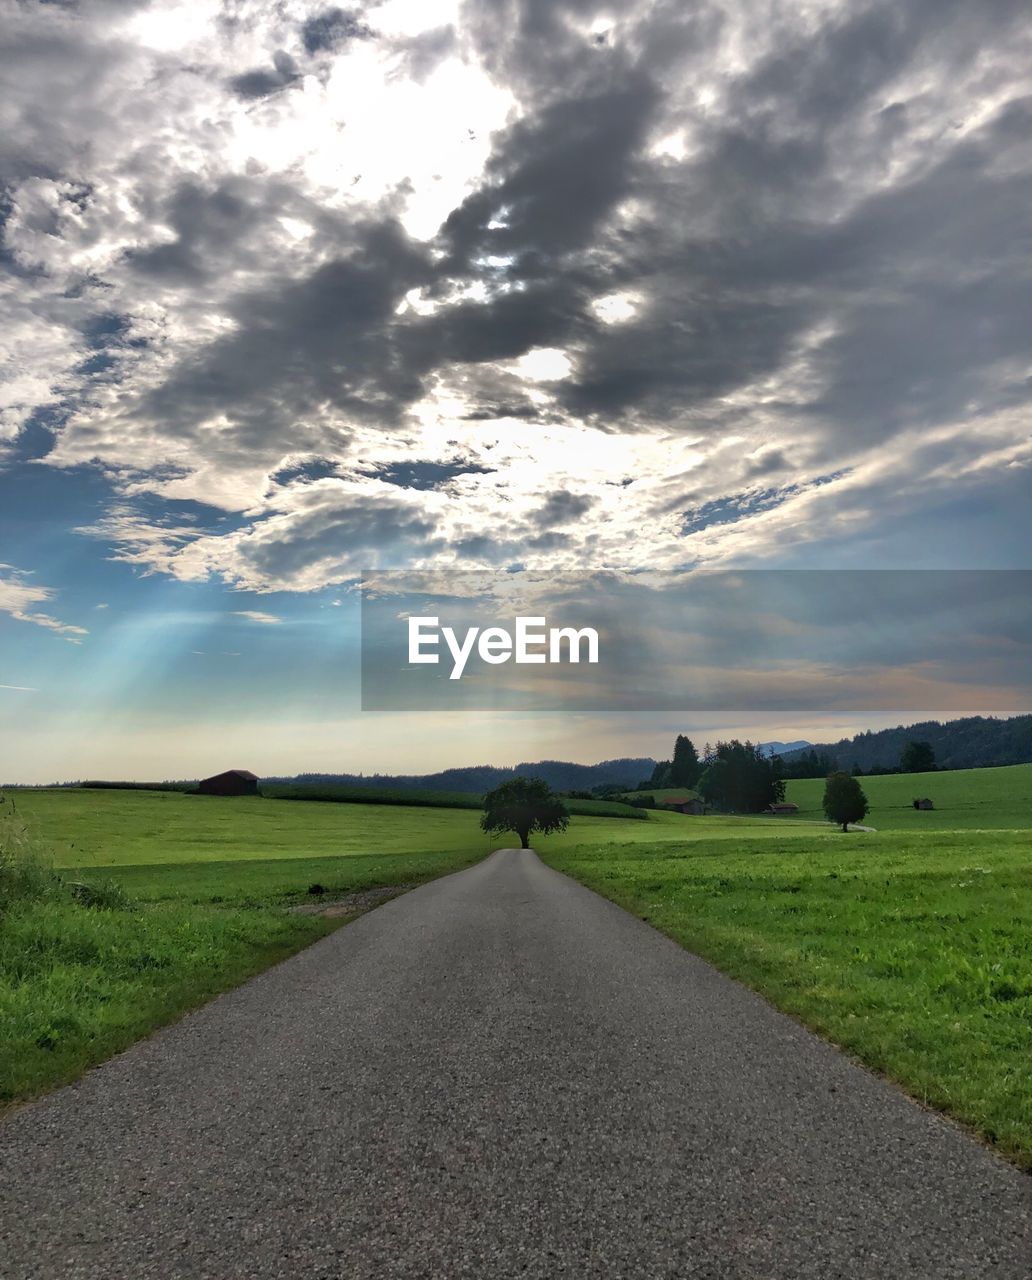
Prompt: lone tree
<box><xmin>823</xmin><ymin>771</ymin><xmax>868</xmax><ymax>832</ymax></box>
<box><xmin>900</xmin><ymin>740</ymin><xmax>936</xmax><ymax>773</ymax></box>
<box><xmin>481</xmin><ymin>777</ymin><xmax>569</xmax><ymax>850</ymax></box>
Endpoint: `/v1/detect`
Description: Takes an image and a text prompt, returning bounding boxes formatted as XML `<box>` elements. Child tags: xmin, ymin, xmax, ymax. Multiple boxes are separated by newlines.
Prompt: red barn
<box><xmin>197</xmin><ymin>769</ymin><xmax>259</xmax><ymax>797</ymax></box>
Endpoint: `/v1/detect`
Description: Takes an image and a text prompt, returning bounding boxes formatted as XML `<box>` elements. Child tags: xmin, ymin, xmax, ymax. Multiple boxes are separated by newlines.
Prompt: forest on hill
<box><xmin>271</xmin><ymin>757</ymin><xmax>659</xmax><ymax>796</ymax></box>
<box><xmin>780</xmin><ymin>715</ymin><xmax>1032</xmax><ymax>774</ymax></box>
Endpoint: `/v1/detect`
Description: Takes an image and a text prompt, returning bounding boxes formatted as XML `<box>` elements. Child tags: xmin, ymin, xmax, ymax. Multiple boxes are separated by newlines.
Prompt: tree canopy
<box><xmin>480</xmin><ymin>777</ymin><xmax>570</xmax><ymax>850</ymax></box>
<box><xmin>670</xmin><ymin>734</ymin><xmax>701</xmax><ymax>787</ymax></box>
<box><xmin>900</xmin><ymin>741</ymin><xmax>936</xmax><ymax>773</ymax></box>
<box><xmin>696</xmin><ymin>740</ymin><xmax>785</xmax><ymax>813</ymax></box>
<box><xmin>823</xmin><ymin>771</ymin><xmax>868</xmax><ymax>832</ymax></box>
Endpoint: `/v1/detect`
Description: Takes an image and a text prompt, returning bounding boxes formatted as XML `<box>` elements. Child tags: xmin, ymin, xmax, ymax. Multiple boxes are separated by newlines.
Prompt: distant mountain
<box><xmin>270</xmin><ymin>757</ymin><xmax>658</xmax><ymax>795</ymax></box>
<box><xmin>780</xmin><ymin>715</ymin><xmax>1032</xmax><ymax>773</ymax></box>
<box><xmin>758</xmin><ymin>740</ymin><xmax>812</xmax><ymax>757</ymax></box>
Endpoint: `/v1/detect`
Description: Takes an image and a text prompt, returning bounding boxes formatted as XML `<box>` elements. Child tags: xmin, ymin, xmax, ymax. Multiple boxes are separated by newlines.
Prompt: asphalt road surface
<box><xmin>2</xmin><ymin>849</ymin><xmax>1030</xmax><ymax>1278</ymax></box>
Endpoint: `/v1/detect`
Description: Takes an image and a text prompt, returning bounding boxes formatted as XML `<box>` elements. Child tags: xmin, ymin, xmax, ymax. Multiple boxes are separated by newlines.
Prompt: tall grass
<box><xmin>0</xmin><ymin>794</ymin><xmax>60</xmax><ymax>911</ymax></box>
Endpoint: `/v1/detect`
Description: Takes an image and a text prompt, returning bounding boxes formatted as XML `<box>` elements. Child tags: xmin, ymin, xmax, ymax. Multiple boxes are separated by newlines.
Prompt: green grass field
<box><xmin>538</xmin><ymin>767</ymin><xmax>1032</xmax><ymax>1169</ymax></box>
<box><xmin>263</xmin><ymin>781</ymin><xmax>648</xmax><ymax>821</ymax></box>
<box><xmin>3</xmin><ymin>765</ymin><xmax>1030</xmax><ymax>1169</ymax></box>
<box><xmin>620</xmin><ymin>786</ymin><xmax>701</xmax><ymax>804</ymax></box>
<box><xmin>784</xmin><ymin>763</ymin><xmax>1032</xmax><ymax>829</ymax></box>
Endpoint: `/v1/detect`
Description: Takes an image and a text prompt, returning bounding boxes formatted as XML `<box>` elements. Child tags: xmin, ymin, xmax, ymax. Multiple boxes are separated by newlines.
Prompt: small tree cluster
<box><xmin>696</xmin><ymin>740</ymin><xmax>785</xmax><ymax>813</ymax></box>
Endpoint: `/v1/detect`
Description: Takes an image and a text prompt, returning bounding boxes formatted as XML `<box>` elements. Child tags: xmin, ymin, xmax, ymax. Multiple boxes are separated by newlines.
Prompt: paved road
<box><xmin>1</xmin><ymin>850</ymin><xmax>1029</xmax><ymax>1278</ymax></box>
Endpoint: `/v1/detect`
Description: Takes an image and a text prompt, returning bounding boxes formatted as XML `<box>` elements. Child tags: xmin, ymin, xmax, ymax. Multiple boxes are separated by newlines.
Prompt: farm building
<box><xmin>768</xmin><ymin>801</ymin><xmax>799</xmax><ymax>814</ymax></box>
<box><xmin>665</xmin><ymin>796</ymin><xmax>705</xmax><ymax>815</ymax></box>
<box><xmin>197</xmin><ymin>769</ymin><xmax>259</xmax><ymax>797</ymax></box>
<box><xmin>913</xmin><ymin>797</ymin><xmax>934</xmax><ymax>810</ymax></box>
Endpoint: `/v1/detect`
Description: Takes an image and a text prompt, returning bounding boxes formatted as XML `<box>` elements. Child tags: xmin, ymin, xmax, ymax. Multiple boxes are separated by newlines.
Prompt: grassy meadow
<box><xmin>624</xmin><ymin>786</ymin><xmax>702</xmax><ymax>804</ymax></box>
<box><xmin>3</xmin><ymin>763</ymin><xmax>1030</xmax><ymax>1171</ymax></box>
<box><xmin>783</xmin><ymin>763</ymin><xmax>1032</xmax><ymax>829</ymax></box>
<box><xmin>264</xmin><ymin>781</ymin><xmax>648</xmax><ymax>821</ymax></box>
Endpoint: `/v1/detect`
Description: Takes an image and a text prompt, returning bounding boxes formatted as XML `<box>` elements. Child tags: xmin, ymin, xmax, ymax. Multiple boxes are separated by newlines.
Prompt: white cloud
<box><xmin>231</xmin><ymin>610</ymin><xmax>283</xmax><ymax>625</ymax></box>
<box><xmin>0</xmin><ymin>566</ymin><xmax>88</xmax><ymax>642</ymax></box>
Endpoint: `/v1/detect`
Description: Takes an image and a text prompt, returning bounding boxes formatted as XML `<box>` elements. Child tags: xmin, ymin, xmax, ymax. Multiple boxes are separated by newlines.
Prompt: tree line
<box><xmin>780</xmin><ymin>738</ymin><xmax>937</xmax><ymax>778</ymax></box>
<box><xmin>779</xmin><ymin>714</ymin><xmax>1032</xmax><ymax>774</ymax></box>
<box><xmin>645</xmin><ymin>735</ymin><xmax>787</xmax><ymax>813</ymax></box>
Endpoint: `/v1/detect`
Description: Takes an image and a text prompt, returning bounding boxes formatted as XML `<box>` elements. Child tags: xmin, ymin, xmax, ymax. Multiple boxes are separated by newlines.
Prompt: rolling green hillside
<box><xmin>10</xmin><ymin>788</ymin><xmax>658</xmax><ymax>874</ymax></box>
<box><xmin>621</xmin><ymin>787</ymin><xmax>701</xmax><ymax>805</ymax></box>
<box><xmin>263</xmin><ymin>781</ymin><xmax>647</xmax><ymax>820</ymax></box>
<box><xmin>784</xmin><ymin>763</ymin><xmax>1031</xmax><ymax>829</ymax></box>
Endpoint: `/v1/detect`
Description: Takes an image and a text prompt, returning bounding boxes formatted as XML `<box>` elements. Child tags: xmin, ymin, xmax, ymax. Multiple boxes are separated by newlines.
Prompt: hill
<box><xmin>269</xmin><ymin>757</ymin><xmax>658</xmax><ymax>795</ymax></box>
<box><xmin>759</xmin><ymin>740</ymin><xmax>812</xmax><ymax>756</ymax></box>
<box><xmin>782</xmin><ymin>763</ymin><xmax>1031</xmax><ymax>830</ymax></box>
<box><xmin>262</xmin><ymin>781</ymin><xmax>647</xmax><ymax>820</ymax></box>
<box><xmin>780</xmin><ymin>715</ymin><xmax>1032</xmax><ymax>773</ymax></box>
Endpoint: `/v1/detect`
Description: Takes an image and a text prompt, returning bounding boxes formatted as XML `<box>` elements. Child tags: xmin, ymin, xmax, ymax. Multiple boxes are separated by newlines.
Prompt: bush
<box><xmin>66</xmin><ymin>879</ymin><xmax>132</xmax><ymax>911</ymax></box>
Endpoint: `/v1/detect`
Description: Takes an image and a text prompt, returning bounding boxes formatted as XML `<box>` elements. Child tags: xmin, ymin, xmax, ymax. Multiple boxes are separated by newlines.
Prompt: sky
<box><xmin>1</xmin><ymin>0</ymin><xmax>1030</xmax><ymax>781</ymax></box>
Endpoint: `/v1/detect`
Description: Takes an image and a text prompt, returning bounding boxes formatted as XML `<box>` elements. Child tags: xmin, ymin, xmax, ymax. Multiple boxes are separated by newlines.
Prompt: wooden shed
<box><xmin>197</xmin><ymin>769</ymin><xmax>259</xmax><ymax>797</ymax></box>
<box><xmin>913</xmin><ymin>797</ymin><xmax>934</xmax><ymax>810</ymax></box>
<box><xmin>768</xmin><ymin>801</ymin><xmax>799</xmax><ymax>814</ymax></box>
<box><xmin>665</xmin><ymin>796</ymin><xmax>705</xmax><ymax>815</ymax></box>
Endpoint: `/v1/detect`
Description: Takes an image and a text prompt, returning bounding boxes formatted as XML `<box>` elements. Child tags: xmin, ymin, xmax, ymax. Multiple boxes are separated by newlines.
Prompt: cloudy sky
<box><xmin>1</xmin><ymin>0</ymin><xmax>1030</xmax><ymax>780</ymax></box>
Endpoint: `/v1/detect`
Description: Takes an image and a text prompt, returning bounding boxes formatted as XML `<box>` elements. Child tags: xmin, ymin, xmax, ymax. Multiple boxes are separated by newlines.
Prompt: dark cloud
<box><xmin>744</xmin><ymin>449</ymin><xmax>790</xmax><ymax>478</ymax></box>
<box><xmin>461</xmin><ymin>401</ymin><xmax>544</xmax><ymax>421</ymax></box>
<box><xmin>126</xmin><ymin>180</ymin><xmax>279</xmax><ymax>281</ymax></box>
<box><xmin>450</xmin><ymin>534</ymin><xmax>528</xmax><ymax>564</ymax></box>
<box><xmin>442</xmin><ymin>76</ymin><xmax>661</xmax><ymax>266</ymax></box>
<box><xmin>533</xmin><ymin>490</ymin><xmax>595</xmax><ymax>529</ymax></box>
<box><xmin>95</xmin><ymin>0</ymin><xmax>1032</xmax><ymax>462</ymax></box>
<box><xmin>231</xmin><ymin>488</ymin><xmax>446</xmax><ymax>584</ymax></box>
<box><xmin>301</xmin><ymin>8</ymin><xmax>373</xmax><ymax>56</ymax></box>
<box><xmin>228</xmin><ymin>51</ymin><xmax>300</xmax><ymax>100</ymax></box>
<box><xmin>359</xmin><ymin>458</ymin><xmax>495</xmax><ymax>490</ymax></box>
<box><xmin>135</xmin><ymin>218</ymin><xmax>436</xmax><ymax>445</ymax></box>
<box><xmin>411</xmin><ymin>282</ymin><xmax>579</xmax><ymax>367</ymax></box>
<box><xmin>459</xmin><ymin>0</ymin><xmax>648</xmax><ymax>103</ymax></box>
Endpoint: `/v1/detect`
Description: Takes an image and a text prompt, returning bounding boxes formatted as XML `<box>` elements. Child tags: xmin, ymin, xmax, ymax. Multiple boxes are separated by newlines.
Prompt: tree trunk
<box><xmin>842</xmin><ymin>821</ymin><xmax>849</xmax><ymax>832</ymax></box>
<box><xmin>519</xmin><ymin>828</ymin><xmax>530</xmax><ymax>848</ymax></box>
